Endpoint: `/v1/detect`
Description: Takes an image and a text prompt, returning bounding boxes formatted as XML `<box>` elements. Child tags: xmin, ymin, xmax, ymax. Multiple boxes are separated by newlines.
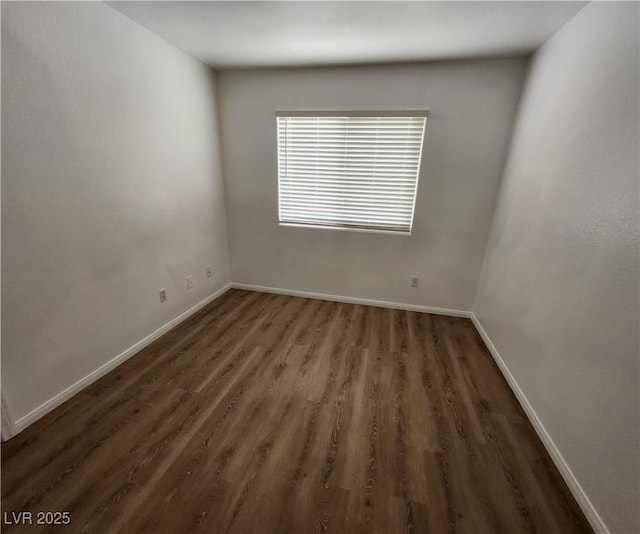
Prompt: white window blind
<box><xmin>277</xmin><ymin>111</ymin><xmax>427</xmax><ymax>234</ymax></box>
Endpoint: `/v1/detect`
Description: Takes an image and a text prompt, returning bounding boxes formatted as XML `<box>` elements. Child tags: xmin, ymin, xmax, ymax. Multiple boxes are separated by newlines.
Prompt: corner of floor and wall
<box><xmin>1</xmin><ymin>2</ymin><xmax>638</xmax><ymax>534</ymax></box>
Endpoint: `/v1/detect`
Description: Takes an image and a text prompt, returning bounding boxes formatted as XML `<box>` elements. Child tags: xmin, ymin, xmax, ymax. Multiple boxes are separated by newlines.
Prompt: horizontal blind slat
<box><xmin>280</xmin><ymin>212</ymin><xmax>412</xmax><ymax>224</ymax></box>
<box><xmin>279</xmin><ymin>187</ymin><xmax>416</xmax><ymax>196</ymax></box>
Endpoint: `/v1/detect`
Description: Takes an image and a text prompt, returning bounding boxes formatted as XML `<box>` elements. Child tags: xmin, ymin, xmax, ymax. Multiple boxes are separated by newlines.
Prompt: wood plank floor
<box><xmin>1</xmin><ymin>289</ymin><xmax>592</xmax><ymax>533</ymax></box>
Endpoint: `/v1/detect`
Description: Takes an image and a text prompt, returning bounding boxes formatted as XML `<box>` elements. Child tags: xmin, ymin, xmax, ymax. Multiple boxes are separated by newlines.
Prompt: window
<box><xmin>277</xmin><ymin>111</ymin><xmax>427</xmax><ymax>235</ymax></box>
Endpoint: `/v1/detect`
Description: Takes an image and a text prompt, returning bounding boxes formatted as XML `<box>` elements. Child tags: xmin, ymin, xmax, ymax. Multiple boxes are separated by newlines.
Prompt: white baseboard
<box><xmin>231</xmin><ymin>283</ymin><xmax>472</xmax><ymax>318</ymax></box>
<box><xmin>1</xmin><ymin>396</ymin><xmax>18</xmax><ymax>441</ymax></box>
<box><xmin>9</xmin><ymin>283</ymin><xmax>233</xmax><ymax>436</ymax></box>
<box><xmin>470</xmin><ymin>313</ymin><xmax>608</xmax><ymax>534</ymax></box>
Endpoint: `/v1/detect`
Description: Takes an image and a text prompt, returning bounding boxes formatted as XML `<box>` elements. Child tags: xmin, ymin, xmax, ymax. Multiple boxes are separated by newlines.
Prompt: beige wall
<box><xmin>473</xmin><ymin>3</ymin><xmax>639</xmax><ymax>533</ymax></box>
<box><xmin>218</xmin><ymin>60</ymin><xmax>527</xmax><ymax>310</ymax></box>
<box><xmin>2</xmin><ymin>2</ymin><xmax>230</xmax><ymax>423</ymax></box>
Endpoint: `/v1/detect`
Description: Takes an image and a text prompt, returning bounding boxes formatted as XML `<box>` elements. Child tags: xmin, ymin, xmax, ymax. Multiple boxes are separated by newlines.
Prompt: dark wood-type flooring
<box><xmin>1</xmin><ymin>289</ymin><xmax>592</xmax><ymax>533</ymax></box>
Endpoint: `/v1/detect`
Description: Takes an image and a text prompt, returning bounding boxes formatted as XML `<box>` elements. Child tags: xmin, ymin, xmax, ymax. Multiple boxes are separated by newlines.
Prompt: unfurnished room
<box><xmin>1</xmin><ymin>1</ymin><xmax>638</xmax><ymax>533</ymax></box>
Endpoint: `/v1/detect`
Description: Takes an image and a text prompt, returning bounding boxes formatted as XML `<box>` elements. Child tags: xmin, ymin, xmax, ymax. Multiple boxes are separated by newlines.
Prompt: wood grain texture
<box><xmin>1</xmin><ymin>290</ymin><xmax>592</xmax><ymax>533</ymax></box>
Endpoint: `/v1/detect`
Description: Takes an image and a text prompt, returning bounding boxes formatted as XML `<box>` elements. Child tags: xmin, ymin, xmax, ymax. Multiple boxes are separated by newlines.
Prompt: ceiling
<box><xmin>108</xmin><ymin>1</ymin><xmax>587</xmax><ymax>69</ymax></box>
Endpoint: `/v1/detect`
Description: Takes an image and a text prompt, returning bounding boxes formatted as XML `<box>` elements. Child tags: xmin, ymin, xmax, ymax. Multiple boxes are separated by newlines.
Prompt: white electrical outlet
<box><xmin>206</xmin><ymin>266</ymin><xmax>212</xmax><ymax>278</ymax></box>
<box><xmin>411</xmin><ymin>277</ymin><xmax>420</xmax><ymax>288</ymax></box>
<box><xmin>187</xmin><ymin>275</ymin><xmax>194</xmax><ymax>290</ymax></box>
<box><xmin>159</xmin><ymin>288</ymin><xmax>167</xmax><ymax>302</ymax></box>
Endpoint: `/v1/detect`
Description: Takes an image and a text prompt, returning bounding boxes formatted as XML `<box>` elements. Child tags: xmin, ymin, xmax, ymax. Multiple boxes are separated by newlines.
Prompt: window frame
<box><xmin>275</xmin><ymin>110</ymin><xmax>428</xmax><ymax>236</ymax></box>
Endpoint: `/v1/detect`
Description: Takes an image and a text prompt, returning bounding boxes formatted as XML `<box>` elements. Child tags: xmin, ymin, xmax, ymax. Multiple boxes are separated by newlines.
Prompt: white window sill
<box><xmin>278</xmin><ymin>222</ymin><xmax>412</xmax><ymax>236</ymax></box>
